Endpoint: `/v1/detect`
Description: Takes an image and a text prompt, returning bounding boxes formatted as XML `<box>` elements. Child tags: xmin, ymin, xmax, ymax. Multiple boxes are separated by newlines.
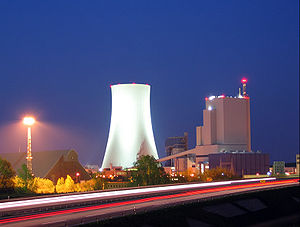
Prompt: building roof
<box><xmin>0</xmin><ymin>150</ymin><xmax>78</xmax><ymax>178</ymax></box>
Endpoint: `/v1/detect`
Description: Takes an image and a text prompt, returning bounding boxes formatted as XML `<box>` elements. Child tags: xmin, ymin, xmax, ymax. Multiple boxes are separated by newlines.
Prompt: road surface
<box><xmin>0</xmin><ymin>178</ymin><xmax>298</xmax><ymax>226</ymax></box>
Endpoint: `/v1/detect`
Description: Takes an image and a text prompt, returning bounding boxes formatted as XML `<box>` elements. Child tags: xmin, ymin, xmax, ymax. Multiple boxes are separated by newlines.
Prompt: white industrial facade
<box><xmin>102</xmin><ymin>83</ymin><xmax>159</xmax><ymax>169</ymax></box>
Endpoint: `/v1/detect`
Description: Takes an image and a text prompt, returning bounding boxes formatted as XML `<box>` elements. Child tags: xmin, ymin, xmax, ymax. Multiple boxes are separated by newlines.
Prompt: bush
<box><xmin>56</xmin><ymin>175</ymin><xmax>76</xmax><ymax>193</ymax></box>
<box><xmin>34</xmin><ymin>177</ymin><xmax>55</xmax><ymax>194</ymax></box>
<box><xmin>200</xmin><ymin>167</ymin><xmax>237</xmax><ymax>182</ymax></box>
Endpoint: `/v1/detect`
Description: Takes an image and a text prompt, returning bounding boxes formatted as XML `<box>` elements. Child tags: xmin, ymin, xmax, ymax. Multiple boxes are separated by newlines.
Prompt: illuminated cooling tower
<box><xmin>102</xmin><ymin>83</ymin><xmax>159</xmax><ymax>169</ymax></box>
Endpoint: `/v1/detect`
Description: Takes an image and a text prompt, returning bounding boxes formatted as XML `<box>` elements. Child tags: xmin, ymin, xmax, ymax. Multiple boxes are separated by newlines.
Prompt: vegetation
<box><xmin>33</xmin><ymin>177</ymin><xmax>55</xmax><ymax>193</ymax></box>
<box><xmin>56</xmin><ymin>176</ymin><xmax>73</xmax><ymax>193</ymax></box>
<box><xmin>15</xmin><ymin>164</ymin><xmax>35</xmax><ymax>192</ymax></box>
<box><xmin>0</xmin><ymin>157</ymin><xmax>16</xmax><ymax>191</ymax></box>
<box><xmin>1</xmin><ymin>158</ymin><xmax>239</xmax><ymax>199</ymax></box>
<box><xmin>200</xmin><ymin>167</ymin><xmax>237</xmax><ymax>182</ymax></box>
<box><xmin>132</xmin><ymin>155</ymin><xmax>170</xmax><ymax>186</ymax></box>
<box><xmin>169</xmin><ymin>167</ymin><xmax>238</xmax><ymax>183</ymax></box>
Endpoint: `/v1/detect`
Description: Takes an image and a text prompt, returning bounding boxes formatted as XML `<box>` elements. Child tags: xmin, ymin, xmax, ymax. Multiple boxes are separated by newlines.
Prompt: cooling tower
<box><xmin>102</xmin><ymin>83</ymin><xmax>159</xmax><ymax>169</ymax></box>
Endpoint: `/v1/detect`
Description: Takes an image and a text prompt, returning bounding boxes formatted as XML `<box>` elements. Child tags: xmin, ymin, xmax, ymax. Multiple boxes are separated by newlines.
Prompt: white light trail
<box><xmin>0</xmin><ymin>178</ymin><xmax>275</xmax><ymax>210</ymax></box>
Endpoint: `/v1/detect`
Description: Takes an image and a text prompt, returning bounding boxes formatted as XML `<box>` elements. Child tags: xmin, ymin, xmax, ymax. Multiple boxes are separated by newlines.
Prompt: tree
<box><xmin>200</xmin><ymin>167</ymin><xmax>237</xmax><ymax>182</ymax></box>
<box><xmin>55</xmin><ymin>175</ymin><xmax>76</xmax><ymax>193</ymax></box>
<box><xmin>93</xmin><ymin>177</ymin><xmax>107</xmax><ymax>190</ymax></box>
<box><xmin>76</xmin><ymin>179</ymin><xmax>96</xmax><ymax>192</ymax></box>
<box><xmin>132</xmin><ymin>155</ymin><xmax>170</xmax><ymax>186</ymax></box>
<box><xmin>55</xmin><ymin>177</ymin><xmax>65</xmax><ymax>193</ymax></box>
<box><xmin>65</xmin><ymin>175</ymin><xmax>75</xmax><ymax>192</ymax></box>
<box><xmin>16</xmin><ymin>164</ymin><xmax>35</xmax><ymax>192</ymax></box>
<box><xmin>0</xmin><ymin>157</ymin><xmax>15</xmax><ymax>191</ymax></box>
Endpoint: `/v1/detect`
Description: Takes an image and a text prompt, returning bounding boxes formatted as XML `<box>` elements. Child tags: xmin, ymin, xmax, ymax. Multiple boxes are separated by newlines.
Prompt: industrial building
<box><xmin>297</xmin><ymin>154</ymin><xmax>300</xmax><ymax>175</ymax></box>
<box><xmin>209</xmin><ymin>152</ymin><xmax>269</xmax><ymax>176</ymax></box>
<box><xmin>164</xmin><ymin>132</ymin><xmax>188</xmax><ymax>167</ymax></box>
<box><xmin>0</xmin><ymin>149</ymin><xmax>90</xmax><ymax>182</ymax></box>
<box><xmin>273</xmin><ymin>161</ymin><xmax>285</xmax><ymax>175</ymax></box>
<box><xmin>159</xmin><ymin>79</ymin><xmax>269</xmax><ymax>176</ymax></box>
<box><xmin>102</xmin><ymin>83</ymin><xmax>159</xmax><ymax>169</ymax></box>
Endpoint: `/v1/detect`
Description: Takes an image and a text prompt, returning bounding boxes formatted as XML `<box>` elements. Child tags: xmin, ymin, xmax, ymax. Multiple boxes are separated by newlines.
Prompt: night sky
<box><xmin>0</xmin><ymin>1</ymin><xmax>298</xmax><ymax>165</ymax></box>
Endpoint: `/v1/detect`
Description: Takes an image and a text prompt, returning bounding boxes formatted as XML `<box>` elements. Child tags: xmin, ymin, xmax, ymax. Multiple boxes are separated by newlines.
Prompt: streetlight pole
<box><xmin>26</xmin><ymin>126</ymin><xmax>32</xmax><ymax>173</ymax></box>
<box><xmin>23</xmin><ymin>116</ymin><xmax>35</xmax><ymax>174</ymax></box>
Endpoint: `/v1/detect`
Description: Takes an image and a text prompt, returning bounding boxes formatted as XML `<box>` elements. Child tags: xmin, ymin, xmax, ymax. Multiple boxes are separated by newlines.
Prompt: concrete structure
<box><xmin>84</xmin><ymin>164</ymin><xmax>100</xmax><ymax>174</ymax></box>
<box><xmin>208</xmin><ymin>152</ymin><xmax>269</xmax><ymax>176</ymax></box>
<box><xmin>102</xmin><ymin>83</ymin><xmax>159</xmax><ymax>169</ymax></box>
<box><xmin>0</xmin><ymin>150</ymin><xmax>90</xmax><ymax>182</ymax></box>
<box><xmin>165</xmin><ymin>132</ymin><xmax>188</xmax><ymax>167</ymax></box>
<box><xmin>285</xmin><ymin>163</ymin><xmax>296</xmax><ymax>174</ymax></box>
<box><xmin>159</xmin><ymin>79</ymin><xmax>252</xmax><ymax>172</ymax></box>
<box><xmin>297</xmin><ymin>154</ymin><xmax>300</xmax><ymax>175</ymax></box>
<box><xmin>197</xmin><ymin>95</ymin><xmax>251</xmax><ymax>153</ymax></box>
<box><xmin>273</xmin><ymin>161</ymin><xmax>285</xmax><ymax>175</ymax></box>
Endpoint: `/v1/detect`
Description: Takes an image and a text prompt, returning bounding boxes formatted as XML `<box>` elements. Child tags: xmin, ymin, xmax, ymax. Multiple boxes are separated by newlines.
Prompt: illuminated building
<box><xmin>165</xmin><ymin>132</ymin><xmax>188</xmax><ymax>167</ymax></box>
<box><xmin>209</xmin><ymin>152</ymin><xmax>269</xmax><ymax>176</ymax></box>
<box><xmin>102</xmin><ymin>83</ymin><xmax>159</xmax><ymax>169</ymax></box>
<box><xmin>297</xmin><ymin>154</ymin><xmax>300</xmax><ymax>175</ymax></box>
<box><xmin>273</xmin><ymin>161</ymin><xmax>285</xmax><ymax>175</ymax></box>
<box><xmin>84</xmin><ymin>164</ymin><xmax>100</xmax><ymax>174</ymax></box>
<box><xmin>159</xmin><ymin>79</ymin><xmax>260</xmax><ymax>173</ymax></box>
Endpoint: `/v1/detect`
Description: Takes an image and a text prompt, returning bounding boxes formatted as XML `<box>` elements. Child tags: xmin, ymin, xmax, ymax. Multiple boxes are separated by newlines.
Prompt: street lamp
<box><xmin>76</xmin><ymin>172</ymin><xmax>80</xmax><ymax>183</ymax></box>
<box><xmin>23</xmin><ymin>116</ymin><xmax>35</xmax><ymax>173</ymax></box>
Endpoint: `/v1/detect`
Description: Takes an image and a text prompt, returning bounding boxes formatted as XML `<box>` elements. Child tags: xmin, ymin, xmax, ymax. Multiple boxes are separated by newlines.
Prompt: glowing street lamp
<box><xmin>76</xmin><ymin>172</ymin><xmax>80</xmax><ymax>183</ymax></box>
<box><xmin>23</xmin><ymin>116</ymin><xmax>35</xmax><ymax>173</ymax></box>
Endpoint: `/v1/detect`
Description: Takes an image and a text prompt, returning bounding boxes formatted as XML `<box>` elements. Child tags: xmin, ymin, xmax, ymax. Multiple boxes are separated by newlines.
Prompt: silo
<box><xmin>102</xmin><ymin>83</ymin><xmax>159</xmax><ymax>169</ymax></box>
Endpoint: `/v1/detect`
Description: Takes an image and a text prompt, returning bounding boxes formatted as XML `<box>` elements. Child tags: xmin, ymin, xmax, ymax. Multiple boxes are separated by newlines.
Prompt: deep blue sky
<box><xmin>0</xmin><ymin>1</ymin><xmax>298</xmax><ymax>165</ymax></box>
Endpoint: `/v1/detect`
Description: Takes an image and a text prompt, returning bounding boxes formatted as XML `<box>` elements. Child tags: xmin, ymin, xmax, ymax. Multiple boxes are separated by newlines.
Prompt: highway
<box><xmin>0</xmin><ymin>178</ymin><xmax>298</xmax><ymax>226</ymax></box>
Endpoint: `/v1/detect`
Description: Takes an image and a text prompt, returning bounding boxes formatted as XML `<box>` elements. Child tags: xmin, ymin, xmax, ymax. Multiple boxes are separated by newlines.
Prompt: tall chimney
<box><xmin>241</xmin><ymin>78</ymin><xmax>248</xmax><ymax>96</ymax></box>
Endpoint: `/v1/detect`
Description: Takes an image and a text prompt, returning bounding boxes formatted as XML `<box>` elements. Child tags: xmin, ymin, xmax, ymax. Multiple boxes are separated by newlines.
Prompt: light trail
<box><xmin>0</xmin><ymin>178</ymin><xmax>275</xmax><ymax>210</ymax></box>
<box><xmin>0</xmin><ymin>178</ymin><xmax>297</xmax><ymax>225</ymax></box>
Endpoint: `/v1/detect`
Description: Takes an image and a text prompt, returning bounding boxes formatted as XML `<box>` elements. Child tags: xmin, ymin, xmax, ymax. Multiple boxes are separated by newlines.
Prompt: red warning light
<box><xmin>132</xmin><ymin>82</ymin><xmax>136</xmax><ymax>84</ymax></box>
<box><xmin>76</xmin><ymin>172</ymin><xmax>80</xmax><ymax>177</ymax></box>
<box><xmin>205</xmin><ymin>97</ymin><xmax>208</xmax><ymax>101</ymax></box>
<box><xmin>241</xmin><ymin>78</ymin><xmax>247</xmax><ymax>84</ymax></box>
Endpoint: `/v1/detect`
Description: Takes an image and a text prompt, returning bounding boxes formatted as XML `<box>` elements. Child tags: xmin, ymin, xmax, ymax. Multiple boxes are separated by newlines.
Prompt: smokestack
<box><xmin>241</xmin><ymin>78</ymin><xmax>248</xmax><ymax>96</ymax></box>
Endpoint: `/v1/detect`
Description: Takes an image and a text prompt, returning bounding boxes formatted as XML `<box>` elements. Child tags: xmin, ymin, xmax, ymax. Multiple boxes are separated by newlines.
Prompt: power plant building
<box><xmin>159</xmin><ymin>79</ymin><xmax>268</xmax><ymax>175</ymax></box>
<box><xmin>197</xmin><ymin>94</ymin><xmax>251</xmax><ymax>153</ymax></box>
<box><xmin>102</xmin><ymin>83</ymin><xmax>159</xmax><ymax>169</ymax></box>
<box><xmin>165</xmin><ymin>132</ymin><xmax>188</xmax><ymax>167</ymax></box>
<box><xmin>209</xmin><ymin>152</ymin><xmax>269</xmax><ymax>176</ymax></box>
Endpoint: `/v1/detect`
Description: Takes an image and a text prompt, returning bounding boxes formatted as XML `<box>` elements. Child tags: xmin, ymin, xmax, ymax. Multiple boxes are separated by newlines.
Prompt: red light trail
<box><xmin>0</xmin><ymin>179</ymin><xmax>298</xmax><ymax>224</ymax></box>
